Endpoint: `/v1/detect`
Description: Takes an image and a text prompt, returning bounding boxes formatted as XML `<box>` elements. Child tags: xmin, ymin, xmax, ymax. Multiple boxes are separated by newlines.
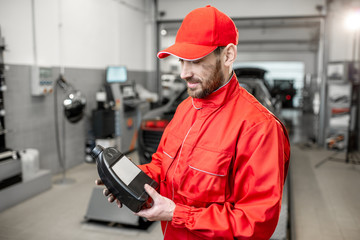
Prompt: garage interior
<box><xmin>0</xmin><ymin>0</ymin><xmax>360</xmax><ymax>240</ymax></box>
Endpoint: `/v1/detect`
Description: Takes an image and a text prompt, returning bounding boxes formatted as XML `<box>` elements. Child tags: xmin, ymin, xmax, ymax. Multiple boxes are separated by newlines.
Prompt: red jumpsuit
<box><xmin>139</xmin><ymin>74</ymin><xmax>290</xmax><ymax>239</ymax></box>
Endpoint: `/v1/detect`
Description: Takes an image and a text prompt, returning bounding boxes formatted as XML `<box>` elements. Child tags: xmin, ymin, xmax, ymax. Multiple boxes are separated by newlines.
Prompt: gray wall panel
<box><xmin>3</xmin><ymin>64</ymin><xmax>156</xmax><ymax>174</ymax></box>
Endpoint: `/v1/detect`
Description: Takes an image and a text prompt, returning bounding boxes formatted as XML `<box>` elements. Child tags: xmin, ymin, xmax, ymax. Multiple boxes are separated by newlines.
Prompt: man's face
<box><xmin>179</xmin><ymin>51</ymin><xmax>225</xmax><ymax>99</ymax></box>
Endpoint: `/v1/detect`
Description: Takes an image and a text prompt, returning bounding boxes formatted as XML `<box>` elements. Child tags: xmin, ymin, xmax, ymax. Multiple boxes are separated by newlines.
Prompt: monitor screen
<box><xmin>106</xmin><ymin>66</ymin><xmax>127</xmax><ymax>83</ymax></box>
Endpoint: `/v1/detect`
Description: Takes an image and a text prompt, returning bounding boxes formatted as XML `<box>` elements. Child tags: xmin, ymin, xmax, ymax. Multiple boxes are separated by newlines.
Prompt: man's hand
<box><xmin>135</xmin><ymin>184</ymin><xmax>176</xmax><ymax>222</ymax></box>
<box><xmin>95</xmin><ymin>179</ymin><xmax>122</xmax><ymax>208</ymax></box>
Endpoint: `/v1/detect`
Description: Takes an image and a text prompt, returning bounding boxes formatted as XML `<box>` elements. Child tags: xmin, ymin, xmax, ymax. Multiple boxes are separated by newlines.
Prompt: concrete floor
<box><xmin>0</xmin><ymin>150</ymin><xmax>163</xmax><ymax>240</ymax></box>
<box><xmin>286</xmin><ymin>109</ymin><xmax>360</xmax><ymax>240</ymax></box>
<box><xmin>0</xmin><ymin>109</ymin><xmax>359</xmax><ymax>240</ymax></box>
<box><xmin>290</xmin><ymin>144</ymin><xmax>360</xmax><ymax>240</ymax></box>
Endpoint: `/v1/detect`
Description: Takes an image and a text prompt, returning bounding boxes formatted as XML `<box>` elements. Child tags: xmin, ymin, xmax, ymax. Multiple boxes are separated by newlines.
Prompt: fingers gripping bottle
<box><xmin>90</xmin><ymin>145</ymin><xmax>158</xmax><ymax>212</ymax></box>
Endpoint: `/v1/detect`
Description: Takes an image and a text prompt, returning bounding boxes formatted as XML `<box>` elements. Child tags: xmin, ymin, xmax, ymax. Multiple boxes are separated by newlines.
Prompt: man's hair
<box><xmin>213</xmin><ymin>46</ymin><xmax>225</xmax><ymax>56</ymax></box>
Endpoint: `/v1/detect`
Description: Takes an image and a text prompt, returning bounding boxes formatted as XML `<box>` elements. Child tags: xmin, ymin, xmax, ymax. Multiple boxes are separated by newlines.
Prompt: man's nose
<box><xmin>180</xmin><ymin>61</ymin><xmax>193</xmax><ymax>79</ymax></box>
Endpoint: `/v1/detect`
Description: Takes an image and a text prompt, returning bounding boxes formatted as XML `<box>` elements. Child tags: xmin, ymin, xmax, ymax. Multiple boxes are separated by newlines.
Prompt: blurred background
<box><xmin>0</xmin><ymin>0</ymin><xmax>359</xmax><ymax>240</ymax></box>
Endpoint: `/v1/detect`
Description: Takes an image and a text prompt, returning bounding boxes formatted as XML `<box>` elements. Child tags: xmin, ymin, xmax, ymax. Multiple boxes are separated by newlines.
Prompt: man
<box><xmin>97</xmin><ymin>5</ymin><xmax>290</xmax><ymax>239</ymax></box>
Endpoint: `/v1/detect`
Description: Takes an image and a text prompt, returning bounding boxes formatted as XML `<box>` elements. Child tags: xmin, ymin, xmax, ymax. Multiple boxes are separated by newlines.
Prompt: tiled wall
<box><xmin>3</xmin><ymin>64</ymin><xmax>155</xmax><ymax>174</ymax></box>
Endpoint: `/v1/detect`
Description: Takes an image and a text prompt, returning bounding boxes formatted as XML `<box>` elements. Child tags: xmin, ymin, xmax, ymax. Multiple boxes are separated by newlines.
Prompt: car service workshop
<box><xmin>0</xmin><ymin>0</ymin><xmax>360</xmax><ymax>240</ymax></box>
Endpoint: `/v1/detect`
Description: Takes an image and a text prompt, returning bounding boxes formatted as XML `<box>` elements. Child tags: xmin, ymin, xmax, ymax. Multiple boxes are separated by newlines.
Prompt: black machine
<box><xmin>90</xmin><ymin>145</ymin><xmax>158</xmax><ymax>213</ymax></box>
<box><xmin>89</xmin><ymin>65</ymin><xmax>145</xmax><ymax>154</ymax></box>
<box><xmin>0</xmin><ymin>29</ymin><xmax>22</xmax><ymax>190</ymax></box>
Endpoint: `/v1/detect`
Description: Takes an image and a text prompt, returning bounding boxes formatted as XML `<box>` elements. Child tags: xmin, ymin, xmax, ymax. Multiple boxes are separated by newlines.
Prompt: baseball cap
<box><xmin>157</xmin><ymin>5</ymin><xmax>238</xmax><ymax>60</ymax></box>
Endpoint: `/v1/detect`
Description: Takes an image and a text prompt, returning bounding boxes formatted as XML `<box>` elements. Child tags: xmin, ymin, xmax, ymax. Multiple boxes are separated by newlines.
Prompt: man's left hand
<box><xmin>135</xmin><ymin>184</ymin><xmax>176</xmax><ymax>222</ymax></box>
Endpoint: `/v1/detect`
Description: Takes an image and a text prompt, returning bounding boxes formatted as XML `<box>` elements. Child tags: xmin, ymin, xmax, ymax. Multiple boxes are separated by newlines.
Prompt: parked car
<box><xmin>137</xmin><ymin>89</ymin><xmax>188</xmax><ymax>164</ymax></box>
<box><xmin>137</xmin><ymin>77</ymin><xmax>279</xmax><ymax>165</ymax></box>
<box><xmin>238</xmin><ymin>78</ymin><xmax>278</xmax><ymax>114</ymax></box>
<box><xmin>270</xmin><ymin>79</ymin><xmax>297</xmax><ymax>108</ymax></box>
<box><xmin>234</xmin><ymin>67</ymin><xmax>272</xmax><ymax>92</ymax></box>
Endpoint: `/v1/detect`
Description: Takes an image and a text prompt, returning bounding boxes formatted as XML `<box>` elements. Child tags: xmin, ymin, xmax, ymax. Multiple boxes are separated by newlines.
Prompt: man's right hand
<box><xmin>95</xmin><ymin>179</ymin><xmax>123</xmax><ymax>208</ymax></box>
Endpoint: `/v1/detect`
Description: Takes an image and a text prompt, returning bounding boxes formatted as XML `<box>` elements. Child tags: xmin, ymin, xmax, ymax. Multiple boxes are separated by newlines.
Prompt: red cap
<box><xmin>157</xmin><ymin>5</ymin><xmax>238</xmax><ymax>60</ymax></box>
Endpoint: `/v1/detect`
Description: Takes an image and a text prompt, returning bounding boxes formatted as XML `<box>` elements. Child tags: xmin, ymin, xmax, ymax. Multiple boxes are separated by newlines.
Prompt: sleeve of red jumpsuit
<box><xmin>170</xmin><ymin>119</ymin><xmax>290</xmax><ymax>239</ymax></box>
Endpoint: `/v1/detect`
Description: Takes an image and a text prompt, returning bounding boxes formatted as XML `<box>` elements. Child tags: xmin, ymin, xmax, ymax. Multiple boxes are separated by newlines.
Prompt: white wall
<box><xmin>0</xmin><ymin>0</ymin><xmax>34</xmax><ymax>64</ymax></box>
<box><xmin>1</xmin><ymin>0</ymin><xmax>358</xmax><ymax>72</ymax></box>
<box><xmin>0</xmin><ymin>0</ymin><xmax>156</xmax><ymax>71</ymax></box>
<box><xmin>1</xmin><ymin>0</ymin><xmax>357</xmax><ymax>72</ymax></box>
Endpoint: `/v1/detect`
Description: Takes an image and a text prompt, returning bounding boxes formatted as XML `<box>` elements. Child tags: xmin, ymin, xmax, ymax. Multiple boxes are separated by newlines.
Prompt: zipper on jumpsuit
<box><xmin>161</xmin><ymin>98</ymin><xmax>202</xmax><ymax>185</ymax></box>
<box><xmin>163</xmin><ymin>101</ymin><xmax>201</xmax><ymax>239</ymax></box>
<box><xmin>163</xmin><ymin>122</ymin><xmax>195</xmax><ymax>239</ymax></box>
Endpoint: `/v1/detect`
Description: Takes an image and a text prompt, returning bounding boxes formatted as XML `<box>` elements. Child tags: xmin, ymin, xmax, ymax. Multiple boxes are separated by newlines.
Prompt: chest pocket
<box><xmin>178</xmin><ymin>147</ymin><xmax>232</xmax><ymax>203</ymax></box>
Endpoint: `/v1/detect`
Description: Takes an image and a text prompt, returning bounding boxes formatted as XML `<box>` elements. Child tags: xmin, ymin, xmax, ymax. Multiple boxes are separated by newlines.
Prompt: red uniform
<box><xmin>140</xmin><ymin>73</ymin><xmax>290</xmax><ymax>239</ymax></box>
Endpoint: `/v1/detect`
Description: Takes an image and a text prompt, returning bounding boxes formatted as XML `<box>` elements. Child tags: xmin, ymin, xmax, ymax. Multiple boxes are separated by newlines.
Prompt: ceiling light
<box><xmin>345</xmin><ymin>9</ymin><xmax>360</xmax><ymax>31</ymax></box>
<box><xmin>161</xmin><ymin>29</ymin><xmax>167</xmax><ymax>36</ymax></box>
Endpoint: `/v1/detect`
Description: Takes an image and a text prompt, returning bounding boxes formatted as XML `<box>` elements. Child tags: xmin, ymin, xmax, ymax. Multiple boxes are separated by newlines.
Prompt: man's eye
<box><xmin>192</xmin><ymin>60</ymin><xmax>200</xmax><ymax>64</ymax></box>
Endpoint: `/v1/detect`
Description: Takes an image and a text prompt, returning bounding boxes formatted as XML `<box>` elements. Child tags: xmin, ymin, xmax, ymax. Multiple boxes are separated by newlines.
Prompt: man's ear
<box><xmin>223</xmin><ymin>43</ymin><xmax>237</xmax><ymax>67</ymax></box>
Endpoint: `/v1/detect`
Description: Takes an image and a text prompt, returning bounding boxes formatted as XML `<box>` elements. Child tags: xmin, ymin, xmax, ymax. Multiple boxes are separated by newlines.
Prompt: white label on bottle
<box><xmin>111</xmin><ymin>156</ymin><xmax>141</xmax><ymax>185</ymax></box>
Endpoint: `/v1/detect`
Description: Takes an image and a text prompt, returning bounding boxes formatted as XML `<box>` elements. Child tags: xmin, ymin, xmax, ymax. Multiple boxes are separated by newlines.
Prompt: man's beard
<box><xmin>186</xmin><ymin>59</ymin><xmax>224</xmax><ymax>99</ymax></box>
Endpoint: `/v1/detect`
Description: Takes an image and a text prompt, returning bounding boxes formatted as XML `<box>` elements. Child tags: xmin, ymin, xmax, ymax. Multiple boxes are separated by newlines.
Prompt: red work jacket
<box><xmin>140</xmin><ymin>74</ymin><xmax>290</xmax><ymax>239</ymax></box>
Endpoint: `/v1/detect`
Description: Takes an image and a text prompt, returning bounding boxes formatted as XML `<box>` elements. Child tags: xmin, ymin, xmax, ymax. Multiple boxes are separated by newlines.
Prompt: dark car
<box><xmin>234</xmin><ymin>67</ymin><xmax>272</xmax><ymax>92</ymax></box>
<box><xmin>137</xmin><ymin>89</ymin><xmax>189</xmax><ymax>164</ymax></box>
<box><xmin>137</xmin><ymin>78</ymin><xmax>278</xmax><ymax>165</ymax></box>
<box><xmin>238</xmin><ymin>78</ymin><xmax>278</xmax><ymax>114</ymax></box>
<box><xmin>270</xmin><ymin>79</ymin><xmax>297</xmax><ymax>108</ymax></box>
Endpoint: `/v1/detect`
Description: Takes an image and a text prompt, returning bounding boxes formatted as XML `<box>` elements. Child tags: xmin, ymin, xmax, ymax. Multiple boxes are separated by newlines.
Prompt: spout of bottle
<box><xmin>90</xmin><ymin>145</ymin><xmax>104</xmax><ymax>160</ymax></box>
